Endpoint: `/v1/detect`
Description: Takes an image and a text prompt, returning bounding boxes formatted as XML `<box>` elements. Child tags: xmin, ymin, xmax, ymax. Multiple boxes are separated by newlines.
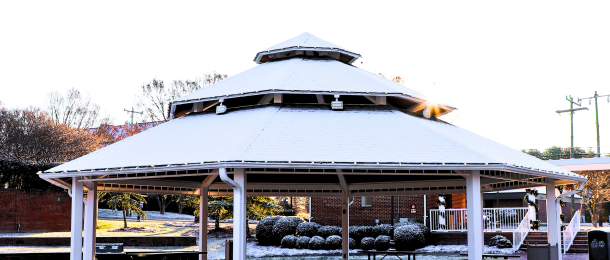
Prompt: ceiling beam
<box><xmin>316</xmin><ymin>95</ymin><xmax>325</xmax><ymax>104</ymax></box>
<box><xmin>258</xmin><ymin>94</ymin><xmax>273</xmax><ymax>104</ymax></box>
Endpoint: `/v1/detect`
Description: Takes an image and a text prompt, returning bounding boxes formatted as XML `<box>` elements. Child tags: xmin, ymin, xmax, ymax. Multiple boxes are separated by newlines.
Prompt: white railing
<box><xmin>512</xmin><ymin>209</ymin><xmax>531</xmax><ymax>251</ymax></box>
<box><xmin>429</xmin><ymin>209</ymin><xmax>468</xmax><ymax>232</ymax></box>
<box><xmin>430</xmin><ymin>207</ymin><xmax>530</xmax><ymax>233</ymax></box>
<box><xmin>563</xmin><ymin>210</ymin><xmax>581</xmax><ymax>254</ymax></box>
<box><xmin>484</xmin><ymin>208</ymin><xmax>530</xmax><ymax>232</ymax></box>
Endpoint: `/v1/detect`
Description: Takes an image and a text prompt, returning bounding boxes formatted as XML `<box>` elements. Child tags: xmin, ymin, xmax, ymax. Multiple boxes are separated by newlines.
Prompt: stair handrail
<box><xmin>512</xmin><ymin>208</ymin><xmax>531</xmax><ymax>251</ymax></box>
<box><xmin>563</xmin><ymin>210</ymin><xmax>581</xmax><ymax>254</ymax></box>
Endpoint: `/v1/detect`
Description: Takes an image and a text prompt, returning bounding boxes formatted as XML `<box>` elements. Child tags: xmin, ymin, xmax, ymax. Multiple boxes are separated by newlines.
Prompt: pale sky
<box><xmin>1</xmin><ymin>1</ymin><xmax>609</xmax><ymax>154</ymax></box>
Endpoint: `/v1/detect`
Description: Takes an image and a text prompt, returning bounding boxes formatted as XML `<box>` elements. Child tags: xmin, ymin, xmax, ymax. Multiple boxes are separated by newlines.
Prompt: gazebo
<box><xmin>40</xmin><ymin>32</ymin><xmax>586</xmax><ymax>260</ymax></box>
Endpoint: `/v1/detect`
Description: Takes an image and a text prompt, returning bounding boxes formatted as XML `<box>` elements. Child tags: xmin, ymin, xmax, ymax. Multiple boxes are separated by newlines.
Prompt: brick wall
<box><xmin>0</xmin><ymin>189</ymin><xmax>72</xmax><ymax>232</ymax></box>
<box><xmin>536</xmin><ymin>200</ymin><xmax>581</xmax><ymax>223</ymax></box>
<box><xmin>311</xmin><ymin>195</ymin><xmax>439</xmax><ymax>226</ymax></box>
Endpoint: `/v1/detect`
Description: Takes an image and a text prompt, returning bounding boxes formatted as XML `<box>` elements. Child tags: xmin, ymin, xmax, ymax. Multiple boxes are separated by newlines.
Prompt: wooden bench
<box><xmin>459</xmin><ymin>253</ymin><xmax>520</xmax><ymax>259</ymax></box>
<box><xmin>360</xmin><ymin>250</ymin><xmax>424</xmax><ymax>260</ymax></box>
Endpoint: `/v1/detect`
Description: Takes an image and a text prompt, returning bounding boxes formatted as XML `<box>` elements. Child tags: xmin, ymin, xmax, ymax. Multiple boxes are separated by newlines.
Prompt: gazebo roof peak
<box><xmin>253</xmin><ymin>32</ymin><xmax>361</xmax><ymax>64</ymax></box>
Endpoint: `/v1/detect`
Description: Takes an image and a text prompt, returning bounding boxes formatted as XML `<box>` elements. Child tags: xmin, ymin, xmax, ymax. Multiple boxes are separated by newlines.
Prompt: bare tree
<box><xmin>580</xmin><ymin>170</ymin><xmax>610</xmax><ymax>227</ymax></box>
<box><xmin>135</xmin><ymin>73</ymin><xmax>228</xmax><ymax>122</ymax></box>
<box><xmin>46</xmin><ymin>88</ymin><xmax>109</xmax><ymax>129</ymax></box>
<box><xmin>0</xmin><ymin>107</ymin><xmax>102</xmax><ymax>163</ymax></box>
<box><xmin>148</xmin><ymin>194</ymin><xmax>175</xmax><ymax>215</ymax></box>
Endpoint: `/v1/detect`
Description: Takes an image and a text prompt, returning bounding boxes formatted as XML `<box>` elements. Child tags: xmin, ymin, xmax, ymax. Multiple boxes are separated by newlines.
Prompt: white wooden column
<box><xmin>70</xmin><ymin>177</ymin><xmax>84</xmax><ymax>260</ymax></box>
<box><xmin>466</xmin><ymin>171</ymin><xmax>483</xmax><ymax>260</ymax></box>
<box><xmin>546</xmin><ymin>180</ymin><xmax>562</xmax><ymax>260</ymax></box>
<box><xmin>199</xmin><ymin>185</ymin><xmax>208</xmax><ymax>260</ymax></box>
<box><xmin>233</xmin><ymin>169</ymin><xmax>247</xmax><ymax>260</ymax></box>
<box><xmin>83</xmin><ymin>184</ymin><xmax>97</xmax><ymax>260</ymax></box>
<box><xmin>341</xmin><ymin>193</ymin><xmax>349</xmax><ymax>260</ymax></box>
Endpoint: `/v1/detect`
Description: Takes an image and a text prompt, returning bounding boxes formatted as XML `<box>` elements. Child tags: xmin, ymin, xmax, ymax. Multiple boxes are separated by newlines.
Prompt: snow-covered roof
<box><xmin>44</xmin><ymin>105</ymin><xmax>584</xmax><ymax>183</ymax></box>
<box><xmin>253</xmin><ymin>32</ymin><xmax>361</xmax><ymax>64</ymax></box>
<box><xmin>176</xmin><ymin>58</ymin><xmax>429</xmax><ymax>104</ymax></box>
<box><xmin>549</xmin><ymin>157</ymin><xmax>610</xmax><ymax>171</ymax></box>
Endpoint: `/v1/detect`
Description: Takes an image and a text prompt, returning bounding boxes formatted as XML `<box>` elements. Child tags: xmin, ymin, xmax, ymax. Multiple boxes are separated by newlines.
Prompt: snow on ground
<box><xmin>416</xmin><ymin>244</ymin><xmax>517</xmax><ymax>254</ymax></box>
<box><xmin>98</xmin><ymin>208</ymin><xmax>195</xmax><ymax>220</ymax></box>
<box><xmin>246</xmin><ymin>242</ymin><xmax>358</xmax><ymax>258</ymax></box>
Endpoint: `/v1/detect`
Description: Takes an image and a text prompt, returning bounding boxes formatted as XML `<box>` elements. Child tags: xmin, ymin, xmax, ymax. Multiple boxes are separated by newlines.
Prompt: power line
<box><xmin>578</xmin><ymin>91</ymin><xmax>610</xmax><ymax>155</ymax></box>
<box><xmin>124</xmin><ymin>107</ymin><xmax>143</xmax><ymax>125</ymax></box>
<box><xmin>556</xmin><ymin>95</ymin><xmax>588</xmax><ymax>158</ymax></box>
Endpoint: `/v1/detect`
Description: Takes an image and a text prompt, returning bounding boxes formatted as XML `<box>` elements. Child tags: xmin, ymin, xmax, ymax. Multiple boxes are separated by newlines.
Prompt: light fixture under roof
<box><xmin>331</xmin><ymin>95</ymin><xmax>343</xmax><ymax>110</ymax></box>
<box><xmin>216</xmin><ymin>98</ymin><xmax>227</xmax><ymax>114</ymax></box>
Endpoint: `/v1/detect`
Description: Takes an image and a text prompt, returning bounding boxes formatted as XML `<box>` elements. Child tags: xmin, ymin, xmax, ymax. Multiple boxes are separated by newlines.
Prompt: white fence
<box><xmin>430</xmin><ymin>208</ymin><xmax>529</xmax><ymax>232</ymax></box>
<box><xmin>429</xmin><ymin>209</ymin><xmax>468</xmax><ymax>232</ymax></box>
<box><xmin>563</xmin><ymin>210</ymin><xmax>581</xmax><ymax>254</ymax></box>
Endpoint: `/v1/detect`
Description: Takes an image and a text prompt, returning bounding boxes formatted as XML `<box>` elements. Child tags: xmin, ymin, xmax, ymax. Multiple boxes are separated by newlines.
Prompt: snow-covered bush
<box><xmin>326</xmin><ymin>235</ymin><xmax>342</xmax><ymax>249</ymax></box>
<box><xmin>318</xmin><ymin>225</ymin><xmax>342</xmax><ymax>238</ymax></box>
<box><xmin>373</xmin><ymin>224</ymin><xmax>394</xmax><ymax>238</ymax></box>
<box><xmin>349</xmin><ymin>237</ymin><xmax>356</xmax><ymax>249</ymax></box>
<box><xmin>374</xmin><ymin>235</ymin><xmax>391</xmax><ymax>251</ymax></box>
<box><xmin>489</xmin><ymin>235</ymin><xmax>513</xmax><ymax>248</ymax></box>
<box><xmin>360</xmin><ymin>237</ymin><xmax>375</xmax><ymax>250</ymax></box>
<box><xmin>309</xmin><ymin>236</ymin><xmax>326</xmax><ymax>250</ymax></box>
<box><xmin>296</xmin><ymin>236</ymin><xmax>311</xmax><ymax>249</ymax></box>
<box><xmin>272</xmin><ymin>217</ymin><xmax>304</xmax><ymax>244</ymax></box>
<box><xmin>350</xmin><ymin>226</ymin><xmax>374</xmax><ymax>242</ymax></box>
<box><xmin>394</xmin><ymin>224</ymin><xmax>426</xmax><ymax>250</ymax></box>
<box><xmin>255</xmin><ymin>216</ymin><xmax>281</xmax><ymax>245</ymax></box>
<box><xmin>297</xmin><ymin>222</ymin><xmax>320</xmax><ymax>237</ymax></box>
<box><xmin>281</xmin><ymin>235</ymin><xmax>298</xmax><ymax>248</ymax></box>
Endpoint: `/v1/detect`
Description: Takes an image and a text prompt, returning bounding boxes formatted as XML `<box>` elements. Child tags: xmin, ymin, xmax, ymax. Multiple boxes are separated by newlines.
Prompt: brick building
<box><xmin>0</xmin><ymin>189</ymin><xmax>72</xmax><ymax>232</ymax></box>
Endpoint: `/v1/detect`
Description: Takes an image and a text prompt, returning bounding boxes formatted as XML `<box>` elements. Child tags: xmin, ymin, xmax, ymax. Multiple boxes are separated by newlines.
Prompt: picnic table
<box><xmin>459</xmin><ymin>253</ymin><xmax>520</xmax><ymax>259</ymax></box>
<box><xmin>360</xmin><ymin>250</ymin><xmax>423</xmax><ymax>260</ymax></box>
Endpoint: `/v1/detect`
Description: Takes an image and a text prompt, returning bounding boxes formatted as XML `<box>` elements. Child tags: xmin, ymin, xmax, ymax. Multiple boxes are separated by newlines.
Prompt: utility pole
<box><xmin>556</xmin><ymin>96</ymin><xmax>588</xmax><ymax>158</ymax></box>
<box><xmin>579</xmin><ymin>91</ymin><xmax>610</xmax><ymax>156</ymax></box>
<box><xmin>124</xmin><ymin>107</ymin><xmax>143</xmax><ymax>125</ymax></box>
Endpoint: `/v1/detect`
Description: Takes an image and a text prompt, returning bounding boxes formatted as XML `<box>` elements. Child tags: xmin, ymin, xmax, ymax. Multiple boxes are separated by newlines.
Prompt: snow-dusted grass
<box><xmin>416</xmin><ymin>244</ymin><xmax>517</xmax><ymax>254</ymax></box>
<box><xmin>98</xmin><ymin>208</ymin><xmax>195</xmax><ymax>221</ymax></box>
<box><xmin>0</xmin><ymin>219</ymin><xmax>198</xmax><ymax>237</ymax></box>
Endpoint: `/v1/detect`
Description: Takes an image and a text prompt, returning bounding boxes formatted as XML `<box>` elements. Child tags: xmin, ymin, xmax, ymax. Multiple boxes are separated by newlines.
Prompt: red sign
<box><xmin>410</xmin><ymin>204</ymin><xmax>416</xmax><ymax>213</ymax></box>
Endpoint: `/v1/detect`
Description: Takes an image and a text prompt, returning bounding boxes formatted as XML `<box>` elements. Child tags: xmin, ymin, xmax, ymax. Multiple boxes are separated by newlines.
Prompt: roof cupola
<box><xmin>253</xmin><ymin>32</ymin><xmax>361</xmax><ymax>64</ymax></box>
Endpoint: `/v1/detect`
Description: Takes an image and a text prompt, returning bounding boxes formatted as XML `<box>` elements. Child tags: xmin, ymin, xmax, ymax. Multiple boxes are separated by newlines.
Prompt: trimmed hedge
<box><xmin>394</xmin><ymin>223</ymin><xmax>427</xmax><ymax>250</ymax></box>
<box><xmin>372</xmin><ymin>224</ymin><xmax>394</xmax><ymax>238</ymax></box>
<box><xmin>325</xmin><ymin>235</ymin><xmax>342</xmax><ymax>249</ymax></box>
<box><xmin>489</xmin><ymin>235</ymin><xmax>512</xmax><ymax>248</ymax></box>
<box><xmin>272</xmin><ymin>217</ymin><xmax>304</xmax><ymax>244</ymax></box>
<box><xmin>318</xmin><ymin>225</ymin><xmax>342</xmax><ymax>238</ymax></box>
<box><xmin>255</xmin><ymin>216</ymin><xmax>281</xmax><ymax>245</ymax></box>
<box><xmin>297</xmin><ymin>222</ymin><xmax>321</xmax><ymax>237</ymax></box>
<box><xmin>296</xmin><ymin>236</ymin><xmax>311</xmax><ymax>249</ymax></box>
<box><xmin>281</xmin><ymin>235</ymin><xmax>298</xmax><ymax>248</ymax></box>
<box><xmin>309</xmin><ymin>236</ymin><xmax>326</xmax><ymax>250</ymax></box>
<box><xmin>348</xmin><ymin>238</ymin><xmax>356</xmax><ymax>249</ymax></box>
<box><xmin>374</xmin><ymin>235</ymin><xmax>391</xmax><ymax>251</ymax></box>
<box><xmin>360</xmin><ymin>237</ymin><xmax>375</xmax><ymax>250</ymax></box>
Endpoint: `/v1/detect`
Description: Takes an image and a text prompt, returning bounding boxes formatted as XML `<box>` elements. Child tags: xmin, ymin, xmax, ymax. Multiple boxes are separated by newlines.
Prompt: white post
<box><xmin>423</xmin><ymin>195</ymin><xmax>427</xmax><ymax>227</ymax></box>
<box><xmin>438</xmin><ymin>195</ymin><xmax>446</xmax><ymax>230</ymax></box>
<box><xmin>83</xmin><ymin>184</ymin><xmax>97</xmax><ymax>260</ymax></box>
<box><xmin>70</xmin><ymin>177</ymin><xmax>84</xmax><ymax>260</ymax></box>
<box><xmin>528</xmin><ymin>192</ymin><xmax>536</xmax><ymax>223</ymax></box>
<box><xmin>546</xmin><ymin>180</ymin><xmax>562</xmax><ymax>260</ymax></box>
<box><xmin>199</xmin><ymin>185</ymin><xmax>208</xmax><ymax>260</ymax></box>
<box><xmin>466</xmin><ymin>171</ymin><xmax>483</xmax><ymax>260</ymax></box>
<box><xmin>341</xmin><ymin>193</ymin><xmax>350</xmax><ymax>260</ymax></box>
<box><xmin>233</xmin><ymin>168</ymin><xmax>247</xmax><ymax>260</ymax></box>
